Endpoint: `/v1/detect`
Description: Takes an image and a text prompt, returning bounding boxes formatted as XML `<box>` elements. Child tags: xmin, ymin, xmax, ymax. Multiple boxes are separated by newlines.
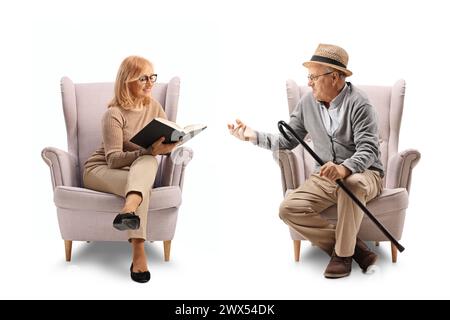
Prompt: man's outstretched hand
<box><xmin>227</xmin><ymin>119</ymin><xmax>257</xmax><ymax>142</ymax></box>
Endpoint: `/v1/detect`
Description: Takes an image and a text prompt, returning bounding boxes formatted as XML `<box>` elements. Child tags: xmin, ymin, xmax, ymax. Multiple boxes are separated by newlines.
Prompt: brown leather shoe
<box><xmin>353</xmin><ymin>238</ymin><xmax>378</xmax><ymax>272</ymax></box>
<box><xmin>324</xmin><ymin>251</ymin><xmax>352</xmax><ymax>279</ymax></box>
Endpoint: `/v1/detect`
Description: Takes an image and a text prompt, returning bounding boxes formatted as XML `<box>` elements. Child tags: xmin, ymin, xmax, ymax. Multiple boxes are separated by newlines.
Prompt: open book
<box><xmin>130</xmin><ymin>117</ymin><xmax>207</xmax><ymax>149</ymax></box>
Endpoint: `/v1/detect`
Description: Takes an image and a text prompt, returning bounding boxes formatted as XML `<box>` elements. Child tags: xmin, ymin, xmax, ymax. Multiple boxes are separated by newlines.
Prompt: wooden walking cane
<box><xmin>278</xmin><ymin>120</ymin><xmax>405</xmax><ymax>252</ymax></box>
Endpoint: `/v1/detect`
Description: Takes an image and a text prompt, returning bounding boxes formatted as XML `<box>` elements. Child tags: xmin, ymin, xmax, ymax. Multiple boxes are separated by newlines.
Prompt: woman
<box><xmin>83</xmin><ymin>56</ymin><xmax>178</xmax><ymax>283</ymax></box>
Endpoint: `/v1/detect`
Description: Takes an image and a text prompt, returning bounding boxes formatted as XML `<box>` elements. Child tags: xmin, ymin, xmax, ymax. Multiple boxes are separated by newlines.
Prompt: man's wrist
<box><xmin>340</xmin><ymin>164</ymin><xmax>351</xmax><ymax>178</ymax></box>
<box><xmin>248</xmin><ymin>131</ymin><xmax>258</xmax><ymax>144</ymax></box>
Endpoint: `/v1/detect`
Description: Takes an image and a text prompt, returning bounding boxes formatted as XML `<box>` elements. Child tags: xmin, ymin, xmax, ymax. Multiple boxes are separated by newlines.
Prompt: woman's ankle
<box><xmin>131</xmin><ymin>239</ymin><xmax>145</xmax><ymax>255</ymax></box>
<box><xmin>122</xmin><ymin>192</ymin><xmax>142</xmax><ymax>213</ymax></box>
<box><xmin>131</xmin><ymin>240</ymin><xmax>148</xmax><ymax>271</ymax></box>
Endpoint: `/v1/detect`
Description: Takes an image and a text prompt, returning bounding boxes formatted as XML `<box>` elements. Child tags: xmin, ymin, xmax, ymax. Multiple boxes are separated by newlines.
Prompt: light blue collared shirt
<box><xmin>318</xmin><ymin>83</ymin><xmax>348</xmax><ymax>136</ymax></box>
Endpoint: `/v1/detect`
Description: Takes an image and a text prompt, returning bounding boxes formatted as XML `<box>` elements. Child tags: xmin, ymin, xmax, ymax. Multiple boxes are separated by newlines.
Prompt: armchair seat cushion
<box><xmin>54</xmin><ymin>186</ymin><xmax>182</xmax><ymax>212</ymax></box>
<box><xmin>286</xmin><ymin>187</ymin><xmax>409</xmax><ymax>241</ymax></box>
<box><xmin>285</xmin><ymin>187</ymin><xmax>408</xmax><ymax>221</ymax></box>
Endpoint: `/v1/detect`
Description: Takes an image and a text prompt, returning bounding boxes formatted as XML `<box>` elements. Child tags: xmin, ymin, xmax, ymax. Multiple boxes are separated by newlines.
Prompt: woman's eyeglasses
<box><xmin>137</xmin><ymin>74</ymin><xmax>158</xmax><ymax>84</ymax></box>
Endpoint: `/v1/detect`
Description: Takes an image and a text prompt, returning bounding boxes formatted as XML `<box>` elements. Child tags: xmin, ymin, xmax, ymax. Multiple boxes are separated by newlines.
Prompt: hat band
<box><xmin>310</xmin><ymin>55</ymin><xmax>346</xmax><ymax>69</ymax></box>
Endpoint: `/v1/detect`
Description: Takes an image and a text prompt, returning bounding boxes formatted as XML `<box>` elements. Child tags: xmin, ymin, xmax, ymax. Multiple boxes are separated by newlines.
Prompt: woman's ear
<box><xmin>128</xmin><ymin>82</ymin><xmax>137</xmax><ymax>97</ymax></box>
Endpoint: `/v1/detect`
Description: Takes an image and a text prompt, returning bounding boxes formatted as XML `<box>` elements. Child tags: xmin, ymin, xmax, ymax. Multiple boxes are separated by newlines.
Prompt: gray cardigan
<box><xmin>255</xmin><ymin>82</ymin><xmax>384</xmax><ymax>177</ymax></box>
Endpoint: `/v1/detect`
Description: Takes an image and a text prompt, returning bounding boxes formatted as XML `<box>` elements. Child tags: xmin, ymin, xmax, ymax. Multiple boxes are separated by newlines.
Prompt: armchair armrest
<box><xmin>41</xmin><ymin>147</ymin><xmax>80</xmax><ymax>190</ymax></box>
<box><xmin>161</xmin><ymin>146</ymin><xmax>194</xmax><ymax>189</ymax></box>
<box><xmin>386</xmin><ymin>149</ymin><xmax>421</xmax><ymax>192</ymax></box>
<box><xmin>272</xmin><ymin>149</ymin><xmax>303</xmax><ymax>195</ymax></box>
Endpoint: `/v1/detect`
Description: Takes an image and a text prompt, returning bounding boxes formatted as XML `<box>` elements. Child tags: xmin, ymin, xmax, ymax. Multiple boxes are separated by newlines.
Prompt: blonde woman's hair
<box><xmin>108</xmin><ymin>56</ymin><xmax>153</xmax><ymax>109</ymax></box>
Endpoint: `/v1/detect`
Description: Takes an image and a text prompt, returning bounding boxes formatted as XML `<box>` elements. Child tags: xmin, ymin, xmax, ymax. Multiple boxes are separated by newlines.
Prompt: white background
<box><xmin>1</xmin><ymin>0</ymin><xmax>449</xmax><ymax>299</ymax></box>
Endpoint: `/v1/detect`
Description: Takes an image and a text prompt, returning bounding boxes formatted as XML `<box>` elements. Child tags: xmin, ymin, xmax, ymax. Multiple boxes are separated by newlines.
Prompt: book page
<box><xmin>176</xmin><ymin>124</ymin><xmax>206</xmax><ymax>145</ymax></box>
<box><xmin>183</xmin><ymin>124</ymin><xmax>206</xmax><ymax>133</ymax></box>
<box><xmin>155</xmin><ymin>117</ymin><xmax>183</xmax><ymax>131</ymax></box>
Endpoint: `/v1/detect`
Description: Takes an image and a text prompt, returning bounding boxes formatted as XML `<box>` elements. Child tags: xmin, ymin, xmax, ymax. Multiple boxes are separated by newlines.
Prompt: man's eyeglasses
<box><xmin>307</xmin><ymin>71</ymin><xmax>333</xmax><ymax>82</ymax></box>
<box><xmin>137</xmin><ymin>74</ymin><xmax>158</xmax><ymax>84</ymax></box>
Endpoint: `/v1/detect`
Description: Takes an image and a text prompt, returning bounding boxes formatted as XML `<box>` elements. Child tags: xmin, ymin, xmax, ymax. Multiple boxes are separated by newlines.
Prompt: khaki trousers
<box><xmin>279</xmin><ymin>170</ymin><xmax>382</xmax><ymax>257</ymax></box>
<box><xmin>83</xmin><ymin>155</ymin><xmax>159</xmax><ymax>240</ymax></box>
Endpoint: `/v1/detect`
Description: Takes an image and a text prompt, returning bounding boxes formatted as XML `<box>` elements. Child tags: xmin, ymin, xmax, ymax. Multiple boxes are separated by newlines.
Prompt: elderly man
<box><xmin>228</xmin><ymin>44</ymin><xmax>383</xmax><ymax>279</ymax></box>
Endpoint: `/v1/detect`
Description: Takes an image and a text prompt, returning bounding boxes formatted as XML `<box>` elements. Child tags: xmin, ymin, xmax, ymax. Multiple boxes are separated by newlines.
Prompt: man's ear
<box><xmin>332</xmin><ymin>72</ymin><xmax>339</xmax><ymax>84</ymax></box>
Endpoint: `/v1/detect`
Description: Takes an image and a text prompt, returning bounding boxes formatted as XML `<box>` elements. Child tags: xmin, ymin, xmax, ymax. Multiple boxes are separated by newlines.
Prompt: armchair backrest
<box><xmin>285</xmin><ymin>79</ymin><xmax>406</xmax><ymax>186</ymax></box>
<box><xmin>60</xmin><ymin>76</ymin><xmax>180</xmax><ymax>186</ymax></box>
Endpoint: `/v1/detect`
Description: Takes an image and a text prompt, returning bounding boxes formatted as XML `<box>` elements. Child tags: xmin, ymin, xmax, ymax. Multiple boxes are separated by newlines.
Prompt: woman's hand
<box><xmin>149</xmin><ymin>137</ymin><xmax>179</xmax><ymax>156</ymax></box>
<box><xmin>227</xmin><ymin>119</ymin><xmax>257</xmax><ymax>142</ymax></box>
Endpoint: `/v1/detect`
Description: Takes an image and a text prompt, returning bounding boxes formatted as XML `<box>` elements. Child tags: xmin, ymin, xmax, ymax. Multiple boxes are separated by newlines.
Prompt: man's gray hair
<box><xmin>325</xmin><ymin>66</ymin><xmax>346</xmax><ymax>79</ymax></box>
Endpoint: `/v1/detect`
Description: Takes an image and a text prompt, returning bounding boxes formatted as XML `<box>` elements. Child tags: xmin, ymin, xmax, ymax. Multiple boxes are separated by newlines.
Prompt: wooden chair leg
<box><xmin>163</xmin><ymin>240</ymin><xmax>171</xmax><ymax>262</ymax></box>
<box><xmin>64</xmin><ymin>240</ymin><xmax>72</xmax><ymax>262</ymax></box>
<box><xmin>375</xmin><ymin>241</ymin><xmax>380</xmax><ymax>246</ymax></box>
<box><xmin>294</xmin><ymin>240</ymin><xmax>301</xmax><ymax>262</ymax></box>
<box><xmin>391</xmin><ymin>242</ymin><xmax>398</xmax><ymax>263</ymax></box>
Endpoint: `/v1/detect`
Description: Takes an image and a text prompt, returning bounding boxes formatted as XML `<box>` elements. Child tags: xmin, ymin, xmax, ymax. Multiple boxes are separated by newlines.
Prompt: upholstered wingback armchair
<box><xmin>42</xmin><ymin>77</ymin><xmax>193</xmax><ymax>262</ymax></box>
<box><xmin>274</xmin><ymin>79</ymin><xmax>420</xmax><ymax>263</ymax></box>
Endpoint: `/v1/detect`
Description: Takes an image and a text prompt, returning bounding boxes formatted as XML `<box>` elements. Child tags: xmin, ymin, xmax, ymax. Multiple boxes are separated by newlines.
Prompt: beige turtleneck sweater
<box><xmin>84</xmin><ymin>98</ymin><xmax>167</xmax><ymax>170</ymax></box>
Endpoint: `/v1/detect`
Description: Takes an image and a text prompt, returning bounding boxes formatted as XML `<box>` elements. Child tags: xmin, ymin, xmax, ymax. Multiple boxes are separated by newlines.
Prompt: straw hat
<box><xmin>303</xmin><ymin>44</ymin><xmax>352</xmax><ymax>76</ymax></box>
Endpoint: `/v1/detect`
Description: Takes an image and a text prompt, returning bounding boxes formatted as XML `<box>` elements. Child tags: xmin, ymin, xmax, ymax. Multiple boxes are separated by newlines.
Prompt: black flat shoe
<box><xmin>113</xmin><ymin>212</ymin><xmax>140</xmax><ymax>231</ymax></box>
<box><xmin>130</xmin><ymin>263</ymin><xmax>151</xmax><ymax>283</ymax></box>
